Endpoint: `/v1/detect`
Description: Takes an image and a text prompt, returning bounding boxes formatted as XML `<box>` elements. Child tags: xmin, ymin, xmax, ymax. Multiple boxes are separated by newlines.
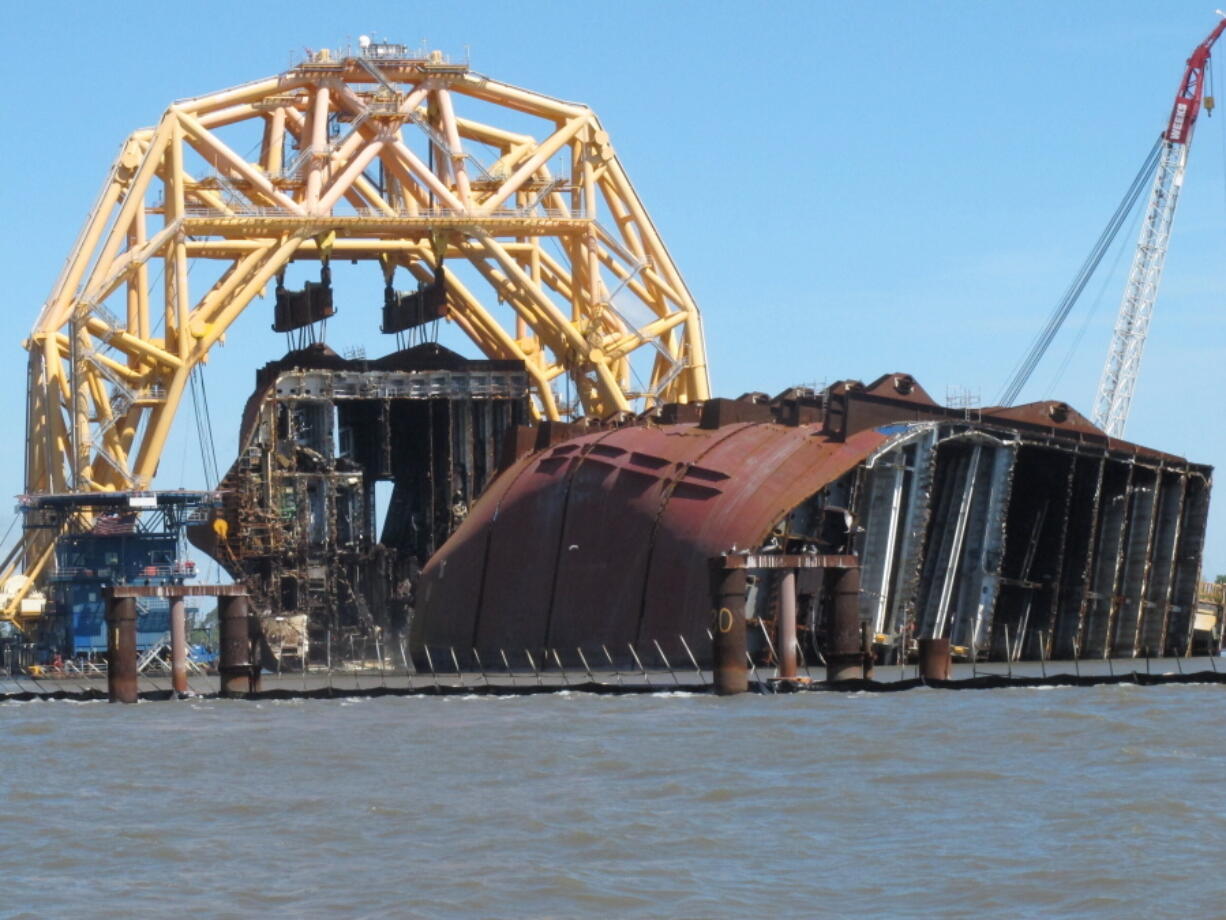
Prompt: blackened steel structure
<box><xmin>189</xmin><ymin>343</ymin><xmax>528</xmax><ymax>660</ymax></box>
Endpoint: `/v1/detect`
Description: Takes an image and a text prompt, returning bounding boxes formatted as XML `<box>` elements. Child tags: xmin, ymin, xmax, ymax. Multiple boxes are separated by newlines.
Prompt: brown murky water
<box><xmin>2</xmin><ymin>685</ymin><xmax>1224</xmax><ymax>918</ymax></box>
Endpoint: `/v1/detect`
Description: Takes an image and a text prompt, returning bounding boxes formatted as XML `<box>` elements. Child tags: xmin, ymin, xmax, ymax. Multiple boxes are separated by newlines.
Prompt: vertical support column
<box><xmin>262</xmin><ymin>106</ymin><xmax>287</xmax><ymax>175</ymax></box>
<box><xmin>304</xmin><ymin>86</ymin><xmax>331</xmax><ymax>211</ymax></box>
<box><xmin>169</xmin><ymin>595</ymin><xmax>187</xmax><ymax>696</ymax></box>
<box><xmin>166</xmin><ymin>118</ymin><xmax>190</xmax><ymax>360</ymax></box>
<box><xmin>106</xmin><ymin>595</ymin><xmax>138</xmax><ymax>704</ymax></box>
<box><xmin>826</xmin><ymin>566</ymin><xmax>864</xmax><ymax>682</ymax></box>
<box><xmin>435</xmin><ymin>88</ymin><xmax>472</xmax><ymax>209</ymax></box>
<box><xmin>918</xmin><ymin>637</ymin><xmax>952</xmax><ymax>681</ymax></box>
<box><xmin>711</xmin><ymin>566</ymin><xmax>748</xmax><ymax>696</ymax></box>
<box><xmin>218</xmin><ymin>594</ymin><xmax>259</xmax><ymax>698</ymax></box>
<box><xmin>70</xmin><ymin>317</ymin><xmax>91</xmax><ymax>488</ymax></box>
<box><xmin>777</xmin><ymin>570</ymin><xmax>798</xmax><ymax>680</ymax></box>
<box><xmin>862</xmin><ymin>622</ymin><xmax>876</xmax><ymax>681</ymax></box>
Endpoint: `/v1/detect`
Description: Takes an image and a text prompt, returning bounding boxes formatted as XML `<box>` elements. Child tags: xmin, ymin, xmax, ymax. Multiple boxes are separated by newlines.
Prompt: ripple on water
<box><xmin>1</xmin><ymin>687</ymin><xmax>1225</xmax><ymax>917</ymax></box>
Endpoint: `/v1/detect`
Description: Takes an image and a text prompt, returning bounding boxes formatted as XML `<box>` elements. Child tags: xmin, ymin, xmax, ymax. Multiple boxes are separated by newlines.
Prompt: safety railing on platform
<box><xmin>52</xmin><ymin>561</ymin><xmax>198</xmax><ymax>581</ymax></box>
<box><xmin>181</xmin><ymin>205</ymin><xmax>588</xmax><ymax>221</ymax></box>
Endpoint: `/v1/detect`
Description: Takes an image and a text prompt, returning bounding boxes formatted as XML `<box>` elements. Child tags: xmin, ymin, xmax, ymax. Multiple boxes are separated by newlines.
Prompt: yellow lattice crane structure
<box><xmin>11</xmin><ymin>42</ymin><xmax>710</xmax><ymax>625</ymax></box>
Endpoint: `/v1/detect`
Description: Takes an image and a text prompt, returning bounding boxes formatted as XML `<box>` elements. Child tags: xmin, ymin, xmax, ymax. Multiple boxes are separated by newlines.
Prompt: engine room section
<box><xmin>188</xmin><ymin>343</ymin><xmax>529</xmax><ymax>661</ymax></box>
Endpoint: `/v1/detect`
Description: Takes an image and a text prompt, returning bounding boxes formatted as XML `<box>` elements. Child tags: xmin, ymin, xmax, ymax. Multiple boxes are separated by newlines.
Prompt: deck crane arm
<box><xmin>1093</xmin><ymin>18</ymin><xmax>1226</xmax><ymax>437</ymax></box>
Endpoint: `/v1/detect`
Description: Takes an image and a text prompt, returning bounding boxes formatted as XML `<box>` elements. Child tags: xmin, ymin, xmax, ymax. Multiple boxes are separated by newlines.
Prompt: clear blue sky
<box><xmin>2</xmin><ymin>0</ymin><xmax>1225</xmax><ymax>574</ymax></box>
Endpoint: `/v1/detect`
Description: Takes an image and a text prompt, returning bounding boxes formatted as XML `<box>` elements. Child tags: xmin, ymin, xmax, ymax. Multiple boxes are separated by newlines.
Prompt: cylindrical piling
<box><xmin>918</xmin><ymin>637</ymin><xmax>952</xmax><ymax>681</ymax></box>
<box><xmin>169</xmin><ymin>595</ymin><xmax>188</xmax><ymax>695</ymax></box>
<box><xmin>826</xmin><ymin>566</ymin><xmax>863</xmax><ymax>682</ymax></box>
<box><xmin>106</xmin><ymin>595</ymin><xmax>138</xmax><ymax>704</ymax></box>
<box><xmin>711</xmin><ymin>567</ymin><xmax>749</xmax><ymax>695</ymax></box>
<box><xmin>862</xmin><ymin>622</ymin><xmax>876</xmax><ymax>682</ymax></box>
<box><xmin>777</xmin><ymin>570</ymin><xmax>798</xmax><ymax>680</ymax></box>
<box><xmin>218</xmin><ymin>594</ymin><xmax>258</xmax><ymax>698</ymax></box>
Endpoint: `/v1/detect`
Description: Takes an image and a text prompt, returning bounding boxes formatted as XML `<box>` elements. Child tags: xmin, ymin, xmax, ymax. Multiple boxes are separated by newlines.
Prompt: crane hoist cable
<box><xmin>188</xmin><ymin>365</ymin><xmax>220</xmax><ymax>488</ymax></box>
<box><xmin>997</xmin><ymin>137</ymin><xmax>1162</xmax><ymax>407</ymax></box>
<box><xmin>1043</xmin><ymin>196</ymin><xmax>1145</xmax><ymax>399</ymax></box>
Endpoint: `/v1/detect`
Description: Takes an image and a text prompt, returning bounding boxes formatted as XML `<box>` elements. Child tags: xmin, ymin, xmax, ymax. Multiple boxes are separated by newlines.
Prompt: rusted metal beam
<box><xmin>777</xmin><ymin>571</ymin><xmax>798</xmax><ymax>680</ymax></box>
<box><xmin>918</xmin><ymin>637</ymin><xmax>951</xmax><ymax>681</ymax></box>
<box><xmin>218</xmin><ymin>594</ymin><xmax>258</xmax><ymax>698</ymax></box>
<box><xmin>711</xmin><ymin>567</ymin><xmax>748</xmax><ymax>696</ymax></box>
<box><xmin>826</xmin><ymin>566</ymin><xmax>864</xmax><ymax>682</ymax></box>
<box><xmin>105</xmin><ymin>595</ymin><xmax>138</xmax><ymax>703</ymax></box>
<box><xmin>110</xmin><ymin>584</ymin><xmax>248</xmax><ymax>597</ymax></box>
<box><xmin>169</xmin><ymin>595</ymin><xmax>187</xmax><ymax>695</ymax></box>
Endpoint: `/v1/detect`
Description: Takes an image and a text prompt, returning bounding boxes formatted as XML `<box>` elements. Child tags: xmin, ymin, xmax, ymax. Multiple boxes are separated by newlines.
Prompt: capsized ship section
<box><xmin>411</xmin><ymin>375</ymin><xmax>1212</xmax><ymax>668</ymax></box>
<box><xmin>189</xmin><ymin>343</ymin><xmax>529</xmax><ymax>661</ymax></box>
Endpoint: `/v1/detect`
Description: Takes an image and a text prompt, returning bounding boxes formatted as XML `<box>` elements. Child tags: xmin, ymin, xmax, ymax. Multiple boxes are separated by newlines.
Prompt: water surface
<box><xmin>2</xmin><ymin>685</ymin><xmax>1223</xmax><ymax>918</ymax></box>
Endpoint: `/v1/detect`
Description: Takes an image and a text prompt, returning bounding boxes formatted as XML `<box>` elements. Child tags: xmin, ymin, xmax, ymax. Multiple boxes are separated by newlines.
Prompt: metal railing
<box><xmin>52</xmin><ymin>562</ymin><xmax>198</xmax><ymax>581</ymax></box>
<box><xmin>291</xmin><ymin>44</ymin><xmax>470</xmax><ymax>70</ymax></box>
<box><xmin>182</xmin><ymin>205</ymin><xmax>588</xmax><ymax>221</ymax></box>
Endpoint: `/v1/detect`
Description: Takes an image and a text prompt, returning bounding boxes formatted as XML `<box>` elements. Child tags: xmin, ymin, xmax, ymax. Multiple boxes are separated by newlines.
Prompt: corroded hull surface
<box><xmin>413</xmin><ymin>376</ymin><xmax>1213</xmax><ymax>669</ymax></box>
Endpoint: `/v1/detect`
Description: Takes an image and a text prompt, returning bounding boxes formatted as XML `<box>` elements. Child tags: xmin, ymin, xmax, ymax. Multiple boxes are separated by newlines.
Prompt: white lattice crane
<box><xmin>1093</xmin><ymin>18</ymin><xmax>1226</xmax><ymax>437</ymax></box>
